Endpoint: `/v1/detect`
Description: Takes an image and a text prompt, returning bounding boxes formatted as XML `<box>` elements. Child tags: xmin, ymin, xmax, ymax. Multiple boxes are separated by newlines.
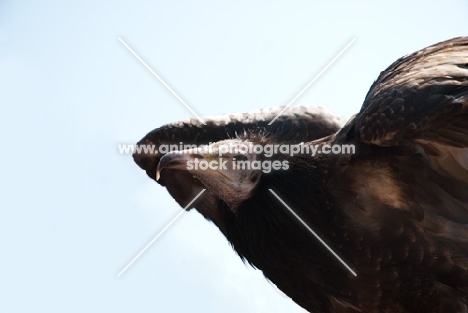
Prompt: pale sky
<box><xmin>1</xmin><ymin>1</ymin><xmax>468</xmax><ymax>312</ymax></box>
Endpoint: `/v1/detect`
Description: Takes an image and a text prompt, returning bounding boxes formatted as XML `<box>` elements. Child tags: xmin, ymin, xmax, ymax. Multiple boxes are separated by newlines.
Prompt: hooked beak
<box><xmin>156</xmin><ymin>152</ymin><xmax>203</xmax><ymax>181</ymax></box>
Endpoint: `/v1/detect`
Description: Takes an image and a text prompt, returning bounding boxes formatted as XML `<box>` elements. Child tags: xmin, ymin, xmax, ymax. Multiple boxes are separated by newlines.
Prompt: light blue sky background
<box><xmin>1</xmin><ymin>1</ymin><xmax>467</xmax><ymax>312</ymax></box>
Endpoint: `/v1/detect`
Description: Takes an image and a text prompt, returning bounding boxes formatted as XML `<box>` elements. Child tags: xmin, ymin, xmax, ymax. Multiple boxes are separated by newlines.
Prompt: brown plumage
<box><xmin>133</xmin><ymin>37</ymin><xmax>468</xmax><ymax>312</ymax></box>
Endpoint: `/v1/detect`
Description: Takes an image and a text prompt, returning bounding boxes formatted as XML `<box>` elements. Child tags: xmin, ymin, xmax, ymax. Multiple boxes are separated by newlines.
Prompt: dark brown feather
<box><xmin>133</xmin><ymin>37</ymin><xmax>468</xmax><ymax>313</ymax></box>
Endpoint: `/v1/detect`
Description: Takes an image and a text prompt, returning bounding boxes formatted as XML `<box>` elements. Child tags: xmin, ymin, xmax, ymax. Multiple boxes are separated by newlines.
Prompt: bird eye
<box><xmin>235</xmin><ymin>155</ymin><xmax>248</xmax><ymax>161</ymax></box>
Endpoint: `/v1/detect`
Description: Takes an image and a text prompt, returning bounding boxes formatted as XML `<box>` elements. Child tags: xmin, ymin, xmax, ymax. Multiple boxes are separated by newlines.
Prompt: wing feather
<box><xmin>355</xmin><ymin>37</ymin><xmax>468</xmax><ymax>184</ymax></box>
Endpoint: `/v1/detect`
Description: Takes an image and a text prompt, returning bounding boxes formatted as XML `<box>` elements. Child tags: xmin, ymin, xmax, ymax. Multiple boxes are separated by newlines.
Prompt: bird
<box><xmin>133</xmin><ymin>37</ymin><xmax>468</xmax><ymax>313</ymax></box>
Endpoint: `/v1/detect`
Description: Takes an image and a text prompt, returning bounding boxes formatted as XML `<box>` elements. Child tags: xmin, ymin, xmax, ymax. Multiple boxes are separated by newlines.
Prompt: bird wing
<box><xmin>356</xmin><ymin>37</ymin><xmax>468</xmax><ymax>151</ymax></box>
<box><xmin>353</xmin><ymin>37</ymin><xmax>468</xmax><ymax>185</ymax></box>
<box><xmin>337</xmin><ymin>38</ymin><xmax>468</xmax><ymax>306</ymax></box>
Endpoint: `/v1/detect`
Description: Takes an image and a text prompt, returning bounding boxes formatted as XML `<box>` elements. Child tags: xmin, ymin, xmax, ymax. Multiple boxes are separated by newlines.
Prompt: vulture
<box><xmin>133</xmin><ymin>37</ymin><xmax>468</xmax><ymax>313</ymax></box>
